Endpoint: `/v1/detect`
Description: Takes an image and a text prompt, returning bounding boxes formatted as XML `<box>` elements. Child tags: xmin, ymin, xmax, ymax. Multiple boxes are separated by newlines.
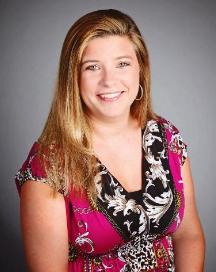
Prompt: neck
<box><xmin>89</xmin><ymin>114</ymin><xmax>139</xmax><ymax>142</ymax></box>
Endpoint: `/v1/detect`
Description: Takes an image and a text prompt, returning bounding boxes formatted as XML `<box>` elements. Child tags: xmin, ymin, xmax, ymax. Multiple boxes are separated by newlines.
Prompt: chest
<box><xmin>66</xmin><ymin>120</ymin><xmax>184</xmax><ymax>271</ymax></box>
<box><xmin>93</xmin><ymin>131</ymin><xmax>143</xmax><ymax>193</ymax></box>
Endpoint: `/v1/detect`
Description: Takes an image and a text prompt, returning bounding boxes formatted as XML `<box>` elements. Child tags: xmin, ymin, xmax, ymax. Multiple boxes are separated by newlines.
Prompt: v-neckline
<box><xmin>95</xmin><ymin>126</ymin><xmax>146</xmax><ymax>195</ymax></box>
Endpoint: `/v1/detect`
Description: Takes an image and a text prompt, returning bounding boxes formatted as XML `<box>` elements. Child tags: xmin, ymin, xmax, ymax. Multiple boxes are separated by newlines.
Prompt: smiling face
<box><xmin>79</xmin><ymin>35</ymin><xmax>140</xmax><ymax>122</ymax></box>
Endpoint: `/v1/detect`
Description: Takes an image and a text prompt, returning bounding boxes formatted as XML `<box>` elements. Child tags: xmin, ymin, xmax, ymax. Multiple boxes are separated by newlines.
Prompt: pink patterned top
<box><xmin>15</xmin><ymin>117</ymin><xmax>187</xmax><ymax>272</ymax></box>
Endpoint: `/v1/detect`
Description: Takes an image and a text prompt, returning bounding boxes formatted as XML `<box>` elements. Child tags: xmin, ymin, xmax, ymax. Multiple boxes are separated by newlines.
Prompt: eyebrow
<box><xmin>81</xmin><ymin>55</ymin><xmax>133</xmax><ymax>66</ymax></box>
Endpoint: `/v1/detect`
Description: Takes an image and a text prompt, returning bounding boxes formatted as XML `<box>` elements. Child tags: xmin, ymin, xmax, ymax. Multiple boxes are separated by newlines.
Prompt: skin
<box><xmin>79</xmin><ymin>35</ymin><xmax>140</xmax><ymax>124</ymax></box>
<box><xmin>20</xmin><ymin>35</ymin><xmax>205</xmax><ymax>271</ymax></box>
<box><xmin>20</xmin><ymin>182</ymin><xmax>68</xmax><ymax>272</ymax></box>
<box><xmin>172</xmin><ymin>156</ymin><xmax>205</xmax><ymax>271</ymax></box>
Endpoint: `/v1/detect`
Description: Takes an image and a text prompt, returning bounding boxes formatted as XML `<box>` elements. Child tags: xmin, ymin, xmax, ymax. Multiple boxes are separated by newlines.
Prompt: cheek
<box><xmin>124</xmin><ymin>64</ymin><xmax>140</xmax><ymax>81</ymax></box>
<box><xmin>79</xmin><ymin>76</ymin><xmax>90</xmax><ymax>99</ymax></box>
<box><xmin>79</xmin><ymin>74</ymin><xmax>87</xmax><ymax>90</ymax></box>
<box><xmin>80</xmin><ymin>74</ymin><xmax>97</xmax><ymax>91</ymax></box>
<box><xmin>123</xmin><ymin>69</ymin><xmax>139</xmax><ymax>86</ymax></box>
<box><xmin>132</xmin><ymin>66</ymin><xmax>140</xmax><ymax>81</ymax></box>
<box><xmin>79</xmin><ymin>75</ymin><xmax>97</xmax><ymax>104</ymax></box>
<box><xmin>79</xmin><ymin>75</ymin><xmax>88</xmax><ymax>101</ymax></box>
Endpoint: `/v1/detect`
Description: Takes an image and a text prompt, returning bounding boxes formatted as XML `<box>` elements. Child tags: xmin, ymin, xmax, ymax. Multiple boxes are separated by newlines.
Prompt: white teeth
<box><xmin>99</xmin><ymin>92</ymin><xmax>121</xmax><ymax>99</ymax></box>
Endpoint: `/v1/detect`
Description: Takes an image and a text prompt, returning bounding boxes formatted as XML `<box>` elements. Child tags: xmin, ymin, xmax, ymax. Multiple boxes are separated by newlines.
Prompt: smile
<box><xmin>97</xmin><ymin>92</ymin><xmax>123</xmax><ymax>101</ymax></box>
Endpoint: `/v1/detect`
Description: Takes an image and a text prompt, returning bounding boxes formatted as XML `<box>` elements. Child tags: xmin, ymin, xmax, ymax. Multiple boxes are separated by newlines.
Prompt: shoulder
<box><xmin>15</xmin><ymin>141</ymin><xmax>66</xmax><ymax>196</ymax></box>
<box><xmin>156</xmin><ymin>116</ymin><xmax>183</xmax><ymax>135</ymax></box>
<box><xmin>15</xmin><ymin>141</ymin><xmax>45</xmax><ymax>184</ymax></box>
<box><xmin>145</xmin><ymin>116</ymin><xmax>183</xmax><ymax>137</ymax></box>
<box><xmin>154</xmin><ymin>116</ymin><xmax>188</xmax><ymax>167</ymax></box>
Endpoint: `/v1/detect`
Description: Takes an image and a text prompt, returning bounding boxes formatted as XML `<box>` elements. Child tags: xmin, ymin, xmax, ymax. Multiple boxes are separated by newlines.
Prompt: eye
<box><xmin>117</xmin><ymin>62</ymin><xmax>130</xmax><ymax>68</ymax></box>
<box><xmin>85</xmin><ymin>65</ymin><xmax>99</xmax><ymax>71</ymax></box>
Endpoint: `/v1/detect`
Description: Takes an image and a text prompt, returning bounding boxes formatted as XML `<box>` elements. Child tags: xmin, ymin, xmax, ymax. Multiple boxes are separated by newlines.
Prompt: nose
<box><xmin>99</xmin><ymin>67</ymin><xmax>116</xmax><ymax>87</ymax></box>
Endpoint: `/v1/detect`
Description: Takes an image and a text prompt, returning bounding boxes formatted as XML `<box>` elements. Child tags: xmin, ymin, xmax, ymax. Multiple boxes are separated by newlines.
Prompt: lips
<box><xmin>97</xmin><ymin>91</ymin><xmax>124</xmax><ymax>101</ymax></box>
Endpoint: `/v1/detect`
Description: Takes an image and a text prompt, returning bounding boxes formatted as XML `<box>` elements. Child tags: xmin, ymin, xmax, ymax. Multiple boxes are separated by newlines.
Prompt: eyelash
<box><xmin>85</xmin><ymin>62</ymin><xmax>130</xmax><ymax>71</ymax></box>
<box><xmin>118</xmin><ymin>61</ymin><xmax>130</xmax><ymax>68</ymax></box>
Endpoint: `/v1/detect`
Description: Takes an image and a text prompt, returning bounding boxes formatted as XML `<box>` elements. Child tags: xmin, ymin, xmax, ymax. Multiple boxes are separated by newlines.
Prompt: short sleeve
<box><xmin>159</xmin><ymin>118</ymin><xmax>188</xmax><ymax>167</ymax></box>
<box><xmin>15</xmin><ymin>141</ymin><xmax>66</xmax><ymax>196</ymax></box>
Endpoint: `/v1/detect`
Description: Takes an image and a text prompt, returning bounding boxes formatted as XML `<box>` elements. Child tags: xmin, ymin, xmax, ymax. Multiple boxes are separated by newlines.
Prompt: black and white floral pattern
<box><xmin>95</xmin><ymin>120</ymin><xmax>177</xmax><ymax>238</ymax></box>
<box><xmin>94</xmin><ymin>119</ymin><xmax>182</xmax><ymax>271</ymax></box>
<box><xmin>15</xmin><ymin>118</ymin><xmax>187</xmax><ymax>272</ymax></box>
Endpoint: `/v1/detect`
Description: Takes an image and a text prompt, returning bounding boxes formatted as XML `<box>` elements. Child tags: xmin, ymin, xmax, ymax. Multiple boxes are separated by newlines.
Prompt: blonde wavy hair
<box><xmin>38</xmin><ymin>9</ymin><xmax>157</xmax><ymax>199</ymax></box>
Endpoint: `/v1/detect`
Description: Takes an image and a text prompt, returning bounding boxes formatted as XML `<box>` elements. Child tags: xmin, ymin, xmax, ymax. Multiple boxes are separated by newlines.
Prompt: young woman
<box><xmin>15</xmin><ymin>9</ymin><xmax>205</xmax><ymax>272</ymax></box>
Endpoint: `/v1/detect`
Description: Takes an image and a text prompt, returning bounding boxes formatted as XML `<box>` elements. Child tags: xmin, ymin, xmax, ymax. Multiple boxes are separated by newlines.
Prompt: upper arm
<box><xmin>172</xmin><ymin>156</ymin><xmax>204</xmax><ymax>241</ymax></box>
<box><xmin>20</xmin><ymin>180</ymin><xmax>68</xmax><ymax>272</ymax></box>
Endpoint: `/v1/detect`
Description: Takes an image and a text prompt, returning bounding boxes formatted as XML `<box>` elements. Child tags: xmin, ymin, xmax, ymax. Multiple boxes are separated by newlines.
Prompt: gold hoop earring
<box><xmin>135</xmin><ymin>84</ymin><xmax>144</xmax><ymax>101</ymax></box>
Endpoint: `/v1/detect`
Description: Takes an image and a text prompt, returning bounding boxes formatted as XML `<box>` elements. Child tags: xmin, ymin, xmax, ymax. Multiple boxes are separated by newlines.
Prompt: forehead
<box><xmin>82</xmin><ymin>35</ymin><xmax>136</xmax><ymax>59</ymax></box>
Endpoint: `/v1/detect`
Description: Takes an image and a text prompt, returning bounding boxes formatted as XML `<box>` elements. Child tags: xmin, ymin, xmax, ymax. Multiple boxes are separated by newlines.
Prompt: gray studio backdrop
<box><xmin>1</xmin><ymin>0</ymin><xmax>215</xmax><ymax>271</ymax></box>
